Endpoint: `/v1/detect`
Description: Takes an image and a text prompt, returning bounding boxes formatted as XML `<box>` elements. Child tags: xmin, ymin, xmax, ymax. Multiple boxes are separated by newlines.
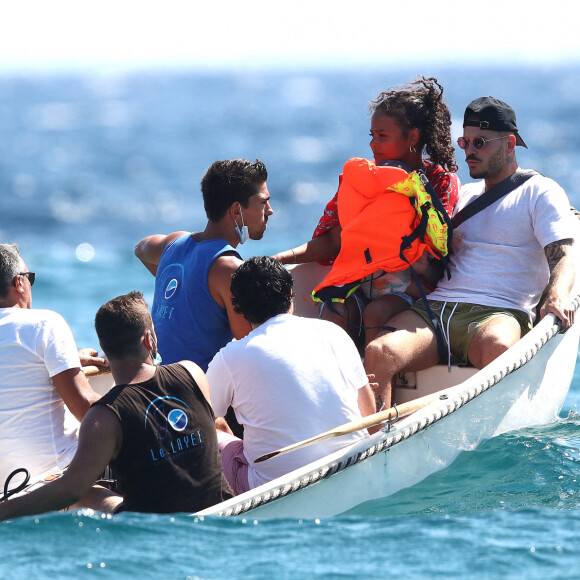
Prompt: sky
<box><xmin>0</xmin><ymin>0</ymin><xmax>579</xmax><ymax>72</ymax></box>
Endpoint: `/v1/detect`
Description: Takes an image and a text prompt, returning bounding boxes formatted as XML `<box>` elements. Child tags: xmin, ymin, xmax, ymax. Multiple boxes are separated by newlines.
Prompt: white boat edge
<box><xmin>193</xmin><ymin>298</ymin><xmax>580</xmax><ymax>519</ymax></box>
<box><xmin>82</xmin><ymin>261</ymin><xmax>580</xmax><ymax>519</ymax></box>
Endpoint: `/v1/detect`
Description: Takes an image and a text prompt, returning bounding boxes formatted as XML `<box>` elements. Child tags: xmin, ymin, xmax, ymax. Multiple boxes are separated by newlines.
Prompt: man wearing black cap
<box><xmin>365</xmin><ymin>96</ymin><xmax>576</xmax><ymax>407</ymax></box>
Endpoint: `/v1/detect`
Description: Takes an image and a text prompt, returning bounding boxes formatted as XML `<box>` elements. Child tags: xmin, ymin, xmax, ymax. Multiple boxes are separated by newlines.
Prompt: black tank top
<box><xmin>94</xmin><ymin>363</ymin><xmax>233</xmax><ymax>513</ymax></box>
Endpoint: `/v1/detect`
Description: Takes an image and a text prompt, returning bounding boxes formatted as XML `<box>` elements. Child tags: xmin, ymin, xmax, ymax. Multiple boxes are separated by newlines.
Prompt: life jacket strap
<box><xmin>399</xmin><ymin>250</ymin><xmax>448</xmax><ymax>364</ymax></box>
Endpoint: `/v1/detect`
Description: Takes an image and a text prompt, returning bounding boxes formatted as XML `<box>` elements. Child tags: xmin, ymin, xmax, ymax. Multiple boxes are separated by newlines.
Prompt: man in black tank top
<box><xmin>0</xmin><ymin>292</ymin><xmax>232</xmax><ymax>521</ymax></box>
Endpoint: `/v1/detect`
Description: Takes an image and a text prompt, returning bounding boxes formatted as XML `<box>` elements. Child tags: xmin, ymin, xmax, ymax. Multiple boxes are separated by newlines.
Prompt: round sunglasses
<box><xmin>457</xmin><ymin>135</ymin><xmax>509</xmax><ymax>150</ymax></box>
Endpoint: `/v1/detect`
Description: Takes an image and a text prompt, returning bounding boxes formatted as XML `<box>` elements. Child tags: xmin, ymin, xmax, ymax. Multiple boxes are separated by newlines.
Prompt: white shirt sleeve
<box><xmin>532</xmin><ymin>180</ymin><xmax>576</xmax><ymax>248</ymax></box>
<box><xmin>206</xmin><ymin>350</ymin><xmax>234</xmax><ymax>418</ymax></box>
<box><xmin>330</xmin><ymin>323</ymin><xmax>369</xmax><ymax>393</ymax></box>
<box><xmin>35</xmin><ymin>311</ymin><xmax>81</xmax><ymax>378</ymax></box>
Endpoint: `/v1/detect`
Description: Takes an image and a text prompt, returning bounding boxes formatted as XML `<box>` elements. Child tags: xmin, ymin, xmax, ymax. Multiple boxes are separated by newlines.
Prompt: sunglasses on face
<box><xmin>18</xmin><ymin>272</ymin><xmax>35</xmax><ymax>286</ymax></box>
<box><xmin>457</xmin><ymin>135</ymin><xmax>509</xmax><ymax>150</ymax></box>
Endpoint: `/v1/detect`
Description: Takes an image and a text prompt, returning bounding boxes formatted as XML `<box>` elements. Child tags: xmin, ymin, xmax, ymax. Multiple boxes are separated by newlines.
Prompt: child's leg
<box><xmin>363</xmin><ymin>294</ymin><xmax>411</xmax><ymax>346</ymax></box>
<box><xmin>321</xmin><ymin>294</ymin><xmax>365</xmax><ymax>350</ymax></box>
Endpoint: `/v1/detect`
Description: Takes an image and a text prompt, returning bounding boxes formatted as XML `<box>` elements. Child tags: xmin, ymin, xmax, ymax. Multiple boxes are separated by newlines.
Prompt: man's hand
<box><xmin>540</xmin><ymin>239</ymin><xmax>576</xmax><ymax>331</ymax></box>
<box><xmin>78</xmin><ymin>348</ymin><xmax>109</xmax><ymax>370</ymax></box>
<box><xmin>366</xmin><ymin>373</ymin><xmax>379</xmax><ymax>391</ymax></box>
<box><xmin>539</xmin><ymin>293</ymin><xmax>575</xmax><ymax>331</ymax></box>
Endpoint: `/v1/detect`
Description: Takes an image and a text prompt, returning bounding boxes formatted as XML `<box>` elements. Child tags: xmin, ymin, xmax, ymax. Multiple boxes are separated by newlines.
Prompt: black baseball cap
<box><xmin>463</xmin><ymin>96</ymin><xmax>527</xmax><ymax>148</ymax></box>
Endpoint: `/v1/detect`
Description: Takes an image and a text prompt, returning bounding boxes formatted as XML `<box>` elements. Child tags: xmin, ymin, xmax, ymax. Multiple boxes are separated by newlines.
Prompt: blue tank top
<box><xmin>152</xmin><ymin>235</ymin><xmax>240</xmax><ymax>371</ymax></box>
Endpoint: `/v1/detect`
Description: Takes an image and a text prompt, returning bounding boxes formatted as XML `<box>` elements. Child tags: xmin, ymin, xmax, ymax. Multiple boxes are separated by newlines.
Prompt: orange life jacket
<box><xmin>312</xmin><ymin>157</ymin><xmax>446</xmax><ymax>303</ymax></box>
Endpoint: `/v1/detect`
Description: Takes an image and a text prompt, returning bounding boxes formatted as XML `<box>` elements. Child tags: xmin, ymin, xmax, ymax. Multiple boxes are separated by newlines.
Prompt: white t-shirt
<box><xmin>0</xmin><ymin>308</ymin><xmax>82</xmax><ymax>485</ymax></box>
<box><xmin>207</xmin><ymin>313</ymin><xmax>368</xmax><ymax>489</ymax></box>
<box><xmin>429</xmin><ymin>173</ymin><xmax>576</xmax><ymax>320</ymax></box>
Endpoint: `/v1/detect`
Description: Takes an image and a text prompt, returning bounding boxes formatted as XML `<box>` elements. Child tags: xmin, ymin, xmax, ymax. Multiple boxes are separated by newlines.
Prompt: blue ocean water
<box><xmin>1</xmin><ymin>65</ymin><xmax>580</xmax><ymax>578</ymax></box>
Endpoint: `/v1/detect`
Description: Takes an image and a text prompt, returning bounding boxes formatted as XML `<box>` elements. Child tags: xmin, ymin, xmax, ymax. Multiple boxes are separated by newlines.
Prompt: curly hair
<box><xmin>370</xmin><ymin>76</ymin><xmax>458</xmax><ymax>172</ymax></box>
<box><xmin>230</xmin><ymin>256</ymin><xmax>293</xmax><ymax>325</ymax></box>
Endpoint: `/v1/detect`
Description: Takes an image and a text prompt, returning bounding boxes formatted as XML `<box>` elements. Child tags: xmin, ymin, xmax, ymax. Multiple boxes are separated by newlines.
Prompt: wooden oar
<box><xmin>82</xmin><ymin>365</ymin><xmax>105</xmax><ymax>377</ymax></box>
<box><xmin>255</xmin><ymin>386</ymin><xmax>455</xmax><ymax>463</ymax></box>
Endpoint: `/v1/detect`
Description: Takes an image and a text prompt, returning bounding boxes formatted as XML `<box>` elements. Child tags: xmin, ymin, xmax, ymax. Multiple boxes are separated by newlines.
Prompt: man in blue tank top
<box><xmin>135</xmin><ymin>159</ymin><xmax>273</xmax><ymax>372</ymax></box>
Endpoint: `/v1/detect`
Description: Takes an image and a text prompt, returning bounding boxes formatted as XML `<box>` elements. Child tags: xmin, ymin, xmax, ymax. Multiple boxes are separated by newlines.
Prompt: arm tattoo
<box><xmin>544</xmin><ymin>238</ymin><xmax>574</xmax><ymax>272</ymax></box>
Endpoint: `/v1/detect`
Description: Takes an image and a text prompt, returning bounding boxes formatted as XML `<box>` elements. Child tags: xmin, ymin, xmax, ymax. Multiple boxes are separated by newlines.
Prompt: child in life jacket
<box><xmin>273</xmin><ymin>77</ymin><xmax>459</xmax><ymax>349</ymax></box>
<box><xmin>312</xmin><ymin>157</ymin><xmax>453</xmax><ymax>347</ymax></box>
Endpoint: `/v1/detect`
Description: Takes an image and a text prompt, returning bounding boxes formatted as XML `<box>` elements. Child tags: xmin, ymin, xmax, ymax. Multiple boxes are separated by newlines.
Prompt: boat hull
<box><xmin>83</xmin><ymin>261</ymin><xmax>579</xmax><ymax>519</ymax></box>
<box><xmin>197</xmin><ymin>311</ymin><xmax>580</xmax><ymax>519</ymax></box>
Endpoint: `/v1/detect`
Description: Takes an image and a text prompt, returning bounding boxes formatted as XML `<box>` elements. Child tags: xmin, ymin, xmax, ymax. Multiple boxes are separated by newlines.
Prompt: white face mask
<box><xmin>235</xmin><ymin>206</ymin><xmax>249</xmax><ymax>245</ymax></box>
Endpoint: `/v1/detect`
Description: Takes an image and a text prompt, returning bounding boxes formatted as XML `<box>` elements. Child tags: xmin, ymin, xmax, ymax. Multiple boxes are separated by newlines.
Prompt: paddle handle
<box><xmin>82</xmin><ymin>366</ymin><xmax>110</xmax><ymax>377</ymax></box>
<box><xmin>255</xmin><ymin>386</ymin><xmax>453</xmax><ymax>463</ymax></box>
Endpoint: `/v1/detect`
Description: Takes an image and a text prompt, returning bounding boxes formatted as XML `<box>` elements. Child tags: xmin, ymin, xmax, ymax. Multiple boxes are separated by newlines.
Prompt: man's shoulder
<box><xmin>160</xmin><ymin>233</ymin><xmax>229</xmax><ymax>260</ymax></box>
<box><xmin>156</xmin><ymin>232</ymin><xmax>190</xmax><ymax>257</ymax></box>
<box><xmin>455</xmin><ymin>180</ymin><xmax>486</xmax><ymax>214</ymax></box>
<box><xmin>497</xmin><ymin>170</ymin><xmax>560</xmax><ymax>196</ymax></box>
<box><xmin>212</xmin><ymin>250</ymin><xmax>243</xmax><ymax>266</ymax></box>
<box><xmin>35</xmin><ymin>309</ymin><xmax>71</xmax><ymax>333</ymax></box>
<box><xmin>512</xmin><ymin>172</ymin><xmax>569</xmax><ymax>211</ymax></box>
<box><xmin>162</xmin><ymin>236</ymin><xmax>240</xmax><ymax>280</ymax></box>
<box><xmin>525</xmin><ymin>171</ymin><xmax>565</xmax><ymax>194</ymax></box>
<box><xmin>459</xmin><ymin>172</ymin><xmax>562</xmax><ymax>201</ymax></box>
<box><xmin>192</xmin><ymin>237</ymin><xmax>238</xmax><ymax>254</ymax></box>
<box><xmin>160</xmin><ymin>360</ymin><xmax>204</xmax><ymax>382</ymax></box>
<box><xmin>208</xmin><ymin>250</ymin><xmax>244</xmax><ymax>281</ymax></box>
<box><xmin>190</xmin><ymin>238</ymin><xmax>241</xmax><ymax>270</ymax></box>
<box><xmin>94</xmin><ymin>383</ymin><xmax>127</xmax><ymax>406</ymax></box>
<box><xmin>2</xmin><ymin>307</ymin><xmax>67</xmax><ymax>327</ymax></box>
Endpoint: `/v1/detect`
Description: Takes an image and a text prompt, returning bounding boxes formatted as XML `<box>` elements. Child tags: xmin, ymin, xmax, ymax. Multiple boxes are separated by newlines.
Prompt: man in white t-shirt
<box><xmin>0</xmin><ymin>243</ymin><xmax>105</xmax><ymax>489</ymax></box>
<box><xmin>365</xmin><ymin>97</ymin><xmax>577</xmax><ymax>407</ymax></box>
<box><xmin>206</xmin><ymin>256</ymin><xmax>375</xmax><ymax>494</ymax></box>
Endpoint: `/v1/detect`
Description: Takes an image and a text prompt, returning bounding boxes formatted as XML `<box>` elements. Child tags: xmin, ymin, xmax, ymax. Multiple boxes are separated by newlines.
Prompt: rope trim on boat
<box><xmin>210</xmin><ymin>297</ymin><xmax>579</xmax><ymax>517</ymax></box>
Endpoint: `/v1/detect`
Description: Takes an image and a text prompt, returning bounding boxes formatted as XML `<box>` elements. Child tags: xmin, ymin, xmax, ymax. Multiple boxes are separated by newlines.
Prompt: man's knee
<box><xmin>469</xmin><ymin>340</ymin><xmax>510</xmax><ymax>369</ymax></box>
<box><xmin>468</xmin><ymin>316</ymin><xmax>522</xmax><ymax>368</ymax></box>
<box><xmin>366</xmin><ymin>333</ymin><xmax>392</xmax><ymax>360</ymax></box>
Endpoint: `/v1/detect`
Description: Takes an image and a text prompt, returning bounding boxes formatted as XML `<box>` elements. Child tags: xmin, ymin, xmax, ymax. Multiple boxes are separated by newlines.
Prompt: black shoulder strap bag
<box><xmin>452</xmin><ymin>169</ymin><xmax>539</xmax><ymax>229</ymax></box>
<box><xmin>422</xmin><ymin>168</ymin><xmax>538</xmax><ymax>363</ymax></box>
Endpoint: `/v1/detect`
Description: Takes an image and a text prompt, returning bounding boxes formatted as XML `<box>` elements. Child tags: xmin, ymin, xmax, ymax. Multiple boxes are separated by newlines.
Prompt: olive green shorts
<box><xmin>411</xmin><ymin>300</ymin><xmax>532</xmax><ymax>365</ymax></box>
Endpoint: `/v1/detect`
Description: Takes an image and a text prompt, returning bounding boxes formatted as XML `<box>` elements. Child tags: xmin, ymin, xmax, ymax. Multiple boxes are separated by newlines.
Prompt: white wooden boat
<box><xmin>6</xmin><ymin>261</ymin><xmax>577</xmax><ymax>517</ymax></box>
<box><xmin>82</xmin><ymin>262</ymin><xmax>580</xmax><ymax>519</ymax></box>
<box><xmin>192</xmin><ymin>262</ymin><xmax>580</xmax><ymax>519</ymax></box>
